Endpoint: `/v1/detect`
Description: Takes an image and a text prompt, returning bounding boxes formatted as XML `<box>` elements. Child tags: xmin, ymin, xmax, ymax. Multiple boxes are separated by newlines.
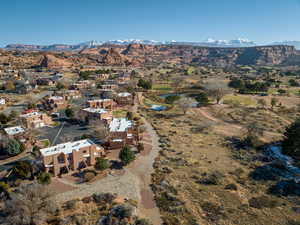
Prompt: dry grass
<box><xmin>144</xmin><ymin>103</ymin><xmax>300</xmax><ymax>225</ymax></box>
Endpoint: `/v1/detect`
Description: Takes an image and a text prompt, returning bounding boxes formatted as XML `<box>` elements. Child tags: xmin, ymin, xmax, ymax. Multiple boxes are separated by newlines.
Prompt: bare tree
<box><xmin>89</xmin><ymin>121</ymin><xmax>110</xmax><ymax>141</ymax></box>
<box><xmin>205</xmin><ymin>81</ymin><xmax>230</xmax><ymax>104</ymax></box>
<box><xmin>173</xmin><ymin>77</ymin><xmax>184</xmax><ymax>93</ymax></box>
<box><xmin>271</xmin><ymin>97</ymin><xmax>278</xmax><ymax>110</ymax></box>
<box><xmin>176</xmin><ymin>97</ymin><xmax>197</xmax><ymax>114</ymax></box>
<box><xmin>257</xmin><ymin>99</ymin><xmax>267</xmax><ymax>109</ymax></box>
<box><xmin>4</xmin><ymin>183</ymin><xmax>58</xmax><ymax>225</ymax></box>
<box><xmin>243</xmin><ymin>122</ymin><xmax>264</xmax><ymax>147</ymax></box>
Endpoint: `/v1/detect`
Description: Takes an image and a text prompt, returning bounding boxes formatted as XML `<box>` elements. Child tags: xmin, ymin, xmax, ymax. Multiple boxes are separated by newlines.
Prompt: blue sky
<box><xmin>0</xmin><ymin>0</ymin><xmax>300</xmax><ymax>46</ymax></box>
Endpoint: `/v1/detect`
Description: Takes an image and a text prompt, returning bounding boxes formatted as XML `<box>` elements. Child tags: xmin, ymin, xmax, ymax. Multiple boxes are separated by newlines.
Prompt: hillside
<box><xmin>0</xmin><ymin>45</ymin><xmax>298</xmax><ymax>68</ymax></box>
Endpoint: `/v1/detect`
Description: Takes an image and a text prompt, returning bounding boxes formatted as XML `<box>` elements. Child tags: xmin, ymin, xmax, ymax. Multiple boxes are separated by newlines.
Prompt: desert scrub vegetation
<box><xmin>0</xmin><ymin>183</ymin><xmax>151</xmax><ymax>225</ymax></box>
<box><xmin>144</xmin><ymin>103</ymin><xmax>300</xmax><ymax>225</ymax></box>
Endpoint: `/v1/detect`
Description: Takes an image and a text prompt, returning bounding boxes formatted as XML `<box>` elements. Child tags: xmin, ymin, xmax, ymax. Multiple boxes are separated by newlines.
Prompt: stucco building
<box><xmin>40</xmin><ymin>139</ymin><xmax>105</xmax><ymax>176</ymax></box>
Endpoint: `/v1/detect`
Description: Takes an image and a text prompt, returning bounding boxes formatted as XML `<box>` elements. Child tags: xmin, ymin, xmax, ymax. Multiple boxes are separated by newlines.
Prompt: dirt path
<box><xmin>54</xmin><ymin>93</ymin><xmax>162</xmax><ymax>225</ymax></box>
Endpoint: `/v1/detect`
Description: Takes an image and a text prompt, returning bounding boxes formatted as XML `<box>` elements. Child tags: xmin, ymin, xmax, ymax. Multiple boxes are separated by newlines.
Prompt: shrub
<box><xmin>282</xmin><ymin>117</ymin><xmax>300</xmax><ymax>160</ymax></box>
<box><xmin>6</xmin><ymin>139</ymin><xmax>21</xmax><ymax>156</ymax></box>
<box><xmin>165</xmin><ymin>95</ymin><xmax>180</xmax><ymax>104</ymax></box>
<box><xmin>94</xmin><ymin>157</ymin><xmax>109</xmax><ymax>171</ymax></box>
<box><xmin>137</xmin><ymin>143</ymin><xmax>144</xmax><ymax>153</ymax></box>
<box><xmin>64</xmin><ymin>199</ymin><xmax>78</xmax><ymax>210</ymax></box>
<box><xmin>195</xmin><ymin>92</ymin><xmax>209</xmax><ymax>106</ymax></box>
<box><xmin>83</xmin><ymin>171</ymin><xmax>95</xmax><ymax>182</ymax></box>
<box><xmin>93</xmin><ymin>192</ymin><xmax>117</xmax><ymax>204</ymax></box>
<box><xmin>0</xmin><ymin>181</ymin><xmax>10</xmax><ymax>199</ymax></box>
<box><xmin>37</xmin><ymin>172</ymin><xmax>51</xmax><ymax>185</ymax></box>
<box><xmin>200</xmin><ymin>202</ymin><xmax>227</xmax><ymax>222</ymax></box>
<box><xmin>248</xmin><ymin>195</ymin><xmax>279</xmax><ymax>209</ymax></box>
<box><xmin>126</xmin><ymin>111</ymin><xmax>133</xmax><ymax>120</ymax></box>
<box><xmin>137</xmin><ymin>79</ymin><xmax>152</xmax><ymax>90</ymax></box>
<box><xmin>135</xmin><ymin>218</ymin><xmax>152</xmax><ymax>225</ymax></box>
<box><xmin>65</xmin><ymin>107</ymin><xmax>74</xmax><ymax>118</ymax></box>
<box><xmin>13</xmin><ymin>161</ymin><xmax>32</xmax><ymax>179</ymax></box>
<box><xmin>119</xmin><ymin>145</ymin><xmax>135</xmax><ymax>165</ymax></box>
<box><xmin>111</xmin><ymin>204</ymin><xmax>134</xmax><ymax>219</ymax></box>
<box><xmin>225</xmin><ymin>183</ymin><xmax>238</xmax><ymax>191</ymax></box>
<box><xmin>198</xmin><ymin>171</ymin><xmax>224</xmax><ymax>185</ymax></box>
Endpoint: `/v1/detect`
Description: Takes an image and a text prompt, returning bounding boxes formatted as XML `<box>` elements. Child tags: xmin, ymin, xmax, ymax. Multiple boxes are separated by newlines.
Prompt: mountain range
<box><xmin>3</xmin><ymin>39</ymin><xmax>300</xmax><ymax>51</ymax></box>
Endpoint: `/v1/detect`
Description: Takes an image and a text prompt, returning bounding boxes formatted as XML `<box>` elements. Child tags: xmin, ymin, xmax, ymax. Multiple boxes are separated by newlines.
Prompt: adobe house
<box><xmin>36</xmin><ymin>77</ymin><xmax>56</xmax><ymax>86</ymax></box>
<box><xmin>116</xmin><ymin>92</ymin><xmax>134</xmax><ymax>106</ymax></box>
<box><xmin>45</xmin><ymin>96</ymin><xmax>68</xmax><ymax>112</ymax></box>
<box><xmin>108</xmin><ymin>118</ymin><xmax>137</xmax><ymax>149</ymax></box>
<box><xmin>56</xmin><ymin>89</ymin><xmax>81</xmax><ymax>100</ymax></box>
<box><xmin>79</xmin><ymin>107</ymin><xmax>113</xmax><ymax>124</ymax></box>
<box><xmin>87</xmin><ymin>99</ymin><xmax>116</xmax><ymax>110</ymax></box>
<box><xmin>71</xmin><ymin>80</ymin><xmax>95</xmax><ymax>90</ymax></box>
<box><xmin>40</xmin><ymin>139</ymin><xmax>105</xmax><ymax>176</ymax></box>
<box><xmin>19</xmin><ymin>111</ymin><xmax>53</xmax><ymax>129</ymax></box>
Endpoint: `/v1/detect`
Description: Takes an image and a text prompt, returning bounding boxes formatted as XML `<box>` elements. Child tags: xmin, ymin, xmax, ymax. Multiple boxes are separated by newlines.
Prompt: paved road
<box><xmin>1</xmin><ymin>91</ymin><xmax>53</xmax><ymax>115</ymax></box>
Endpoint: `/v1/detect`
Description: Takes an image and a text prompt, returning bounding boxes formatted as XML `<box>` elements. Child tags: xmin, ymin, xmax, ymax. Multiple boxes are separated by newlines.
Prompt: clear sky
<box><xmin>0</xmin><ymin>0</ymin><xmax>300</xmax><ymax>46</ymax></box>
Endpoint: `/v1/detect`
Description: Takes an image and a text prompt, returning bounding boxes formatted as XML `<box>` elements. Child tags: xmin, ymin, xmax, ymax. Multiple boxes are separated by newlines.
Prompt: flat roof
<box><xmin>20</xmin><ymin>111</ymin><xmax>42</xmax><ymax>118</ymax></box>
<box><xmin>4</xmin><ymin>126</ymin><xmax>25</xmax><ymax>136</ymax></box>
<box><xmin>117</xmin><ymin>92</ymin><xmax>131</xmax><ymax>97</ymax></box>
<box><xmin>40</xmin><ymin>139</ymin><xmax>95</xmax><ymax>157</ymax></box>
<box><xmin>49</xmin><ymin>96</ymin><xmax>64</xmax><ymax>101</ymax></box>
<box><xmin>109</xmin><ymin>118</ymin><xmax>132</xmax><ymax>132</ymax></box>
<box><xmin>82</xmin><ymin>107</ymin><xmax>109</xmax><ymax>114</ymax></box>
<box><xmin>88</xmin><ymin>99</ymin><xmax>112</xmax><ymax>103</ymax></box>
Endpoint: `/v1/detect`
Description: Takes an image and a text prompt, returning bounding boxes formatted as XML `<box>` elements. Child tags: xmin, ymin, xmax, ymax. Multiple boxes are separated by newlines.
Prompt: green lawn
<box><xmin>113</xmin><ymin>109</ymin><xmax>128</xmax><ymax>118</ymax></box>
<box><xmin>152</xmin><ymin>84</ymin><xmax>172</xmax><ymax>91</ymax></box>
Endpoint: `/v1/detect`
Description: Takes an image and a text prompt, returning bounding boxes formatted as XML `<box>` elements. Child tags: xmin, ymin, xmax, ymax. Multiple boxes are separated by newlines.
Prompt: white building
<box><xmin>0</xmin><ymin>98</ymin><xmax>5</xmax><ymax>105</ymax></box>
<box><xmin>4</xmin><ymin>126</ymin><xmax>25</xmax><ymax>136</ymax></box>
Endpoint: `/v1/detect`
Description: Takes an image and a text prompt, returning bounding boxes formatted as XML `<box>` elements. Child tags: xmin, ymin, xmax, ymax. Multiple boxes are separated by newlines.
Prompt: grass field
<box><xmin>152</xmin><ymin>83</ymin><xmax>172</xmax><ymax>91</ymax></box>
<box><xmin>113</xmin><ymin>109</ymin><xmax>128</xmax><ymax>118</ymax></box>
<box><xmin>223</xmin><ymin>95</ymin><xmax>257</xmax><ymax>106</ymax></box>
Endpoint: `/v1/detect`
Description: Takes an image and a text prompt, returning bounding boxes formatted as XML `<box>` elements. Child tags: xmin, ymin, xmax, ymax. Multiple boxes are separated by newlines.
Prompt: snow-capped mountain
<box><xmin>272</xmin><ymin>41</ymin><xmax>300</xmax><ymax>50</ymax></box>
<box><xmin>5</xmin><ymin>38</ymin><xmax>300</xmax><ymax>51</ymax></box>
<box><xmin>104</xmin><ymin>39</ymin><xmax>164</xmax><ymax>45</ymax></box>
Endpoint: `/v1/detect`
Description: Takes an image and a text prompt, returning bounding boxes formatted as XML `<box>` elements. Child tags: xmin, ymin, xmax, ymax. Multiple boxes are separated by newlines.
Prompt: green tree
<box><xmin>13</xmin><ymin>161</ymin><xmax>32</xmax><ymax>179</ymax></box>
<box><xmin>37</xmin><ymin>172</ymin><xmax>52</xmax><ymax>185</ymax></box>
<box><xmin>65</xmin><ymin>108</ymin><xmax>74</xmax><ymax>118</ymax></box>
<box><xmin>119</xmin><ymin>145</ymin><xmax>135</xmax><ymax>165</ymax></box>
<box><xmin>56</xmin><ymin>82</ymin><xmax>65</xmax><ymax>90</ymax></box>
<box><xmin>126</xmin><ymin>111</ymin><xmax>133</xmax><ymax>120</ymax></box>
<box><xmin>6</xmin><ymin>139</ymin><xmax>21</xmax><ymax>156</ymax></box>
<box><xmin>243</xmin><ymin>122</ymin><xmax>264</xmax><ymax>147</ymax></box>
<box><xmin>282</xmin><ymin>118</ymin><xmax>300</xmax><ymax>160</ymax></box>
<box><xmin>195</xmin><ymin>93</ymin><xmax>210</xmax><ymax>106</ymax></box>
<box><xmin>257</xmin><ymin>99</ymin><xmax>267</xmax><ymax>109</ymax></box>
<box><xmin>0</xmin><ymin>181</ymin><xmax>10</xmax><ymax>199</ymax></box>
<box><xmin>165</xmin><ymin>95</ymin><xmax>180</xmax><ymax>104</ymax></box>
<box><xmin>94</xmin><ymin>157</ymin><xmax>109</xmax><ymax>171</ymax></box>
<box><xmin>271</xmin><ymin>97</ymin><xmax>278</xmax><ymax>109</ymax></box>
<box><xmin>137</xmin><ymin>142</ymin><xmax>144</xmax><ymax>153</ymax></box>
<box><xmin>8</xmin><ymin>110</ymin><xmax>18</xmax><ymax>120</ymax></box>
<box><xmin>0</xmin><ymin>113</ymin><xmax>9</xmax><ymax>124</ymax></box>
<box><xmin>137</xmin><ymin>79</ymin><xmax>152</xmax><ymax>90</ymax></box>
